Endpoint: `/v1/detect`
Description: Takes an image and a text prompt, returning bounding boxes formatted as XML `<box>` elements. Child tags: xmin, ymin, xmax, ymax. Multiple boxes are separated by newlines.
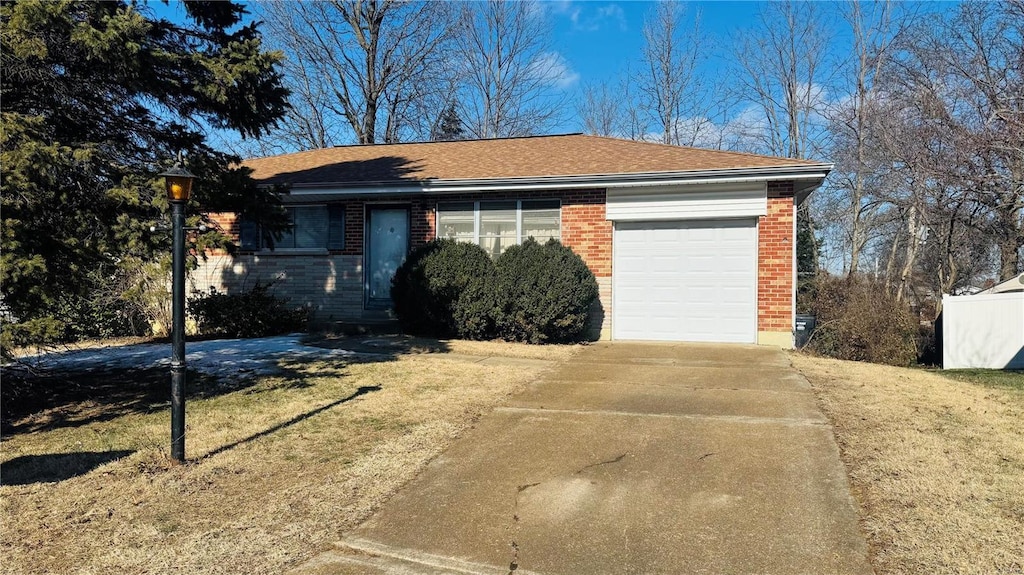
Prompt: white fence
<box><xmin>942</xmin><ymin>292</ymin><xmax>1024</xmax><ymax>369</ymax></box>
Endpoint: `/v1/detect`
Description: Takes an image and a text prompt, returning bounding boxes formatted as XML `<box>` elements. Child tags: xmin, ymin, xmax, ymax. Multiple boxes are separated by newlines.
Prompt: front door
<box><xmin>366</xmin><ymin>207</ymin><xmax>409</xmax><ymax>308</ymax></box>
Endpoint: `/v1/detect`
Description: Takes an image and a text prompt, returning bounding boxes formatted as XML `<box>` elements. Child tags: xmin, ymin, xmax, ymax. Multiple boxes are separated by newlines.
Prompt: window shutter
<box><xmin>327</xmin><ymin>204</ymin><xmax>345</xmax><ymax>250</ymax></box>
<box><xmin>239</xmin><ymin>217</ymin><xmax>259</xmax><ymax>250</ymax></box>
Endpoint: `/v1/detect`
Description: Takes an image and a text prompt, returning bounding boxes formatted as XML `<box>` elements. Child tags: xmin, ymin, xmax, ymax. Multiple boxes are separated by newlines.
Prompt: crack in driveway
<box><xmin>508</xmin><ymin>482</ymin><xmax>540</xmax><ymax>574</ymax></box>
<box><xmin>575</xmin><ymin>452</ymin><xmax>628</xmax><ymax>474</ymax></box>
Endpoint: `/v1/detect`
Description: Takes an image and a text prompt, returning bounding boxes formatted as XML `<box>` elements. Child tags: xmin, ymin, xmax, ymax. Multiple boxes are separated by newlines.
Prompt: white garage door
<box><xmin>613</xmin><ymin>219</ymin><xmax>758</xmax><ymax>342</ymax></box>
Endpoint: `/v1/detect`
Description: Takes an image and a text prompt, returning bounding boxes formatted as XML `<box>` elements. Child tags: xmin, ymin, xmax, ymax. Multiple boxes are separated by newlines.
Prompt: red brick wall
<box><xmin>391</xmin><ymin>188</ymin><xmax>612</xmax><ymax>279</ymax></box>
<box><xmin>342</xmin><ymin>203</ymin><xmax>363</xmax><ymax>255</ymax></box>
<box><xmin>560</xmin><ymin>190</ymin><xmax>612</xmax><ymax>278</ymax></box>
<box><xmin>210</xmin><ymin>192</ymin><xmax>611</xmax><ymax>277</ymax></box>
<box><xmin>205</xmin><ymin>212</ymin><xmax>238</xmax><ymax>255</ymax></box>
<box><xmin>207</xmin><ymin>184</ymin><xmax>799</xmax><ymax>341</ymax></box>
<box><xmin>410</xmin><ymin>200</ymin><xmax>436</xmax><ymax>247</ymax></box>
<box><xmin>758</xmin><ymin>182</ymin><xmax>796</xmax><ymax>333</ymax></box>
<box><xmin>312</xmin><ymin>200</ymin><xmax>435</xmax><ymax>255</ymax></box>
<box><xmin>208</xmin><ymin>212</ymin><xmax>238</xmax><ymax>237</ymax></box>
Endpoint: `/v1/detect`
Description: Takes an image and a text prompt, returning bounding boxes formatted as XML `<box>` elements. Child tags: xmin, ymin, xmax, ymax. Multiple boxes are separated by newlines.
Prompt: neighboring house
<box><xmin>942</xmin><ymin>272</ymin><xmax>1024</xmax><ymax>369</ymax></box>
<box><xmin>192</xmin><ymin>134</ymin><xmax>831</xmax><ymax>347</ymax></box>
<box><xmin>981</xmin><ymin>272</ymin><xmax>1024</xmax><ymax>295</ymax></box>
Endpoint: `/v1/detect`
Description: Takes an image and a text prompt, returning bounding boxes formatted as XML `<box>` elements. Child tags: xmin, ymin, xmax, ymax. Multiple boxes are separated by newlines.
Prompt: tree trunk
<box><xmin>896</xmin><ymin>206</ymin><xmax>921</xmax><ymax>303</ymax></box>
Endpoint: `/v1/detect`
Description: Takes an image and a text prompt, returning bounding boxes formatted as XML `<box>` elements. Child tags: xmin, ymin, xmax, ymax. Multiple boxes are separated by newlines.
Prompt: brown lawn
<box><xmin>792</xmin><ymin>354</ymin><xmax>1024</xmax><ymax>575</ymax></box>
<box><xmin>1</xmin><ymin>339</ymin><xmax>576</xmax><ymax>575</ymax></box>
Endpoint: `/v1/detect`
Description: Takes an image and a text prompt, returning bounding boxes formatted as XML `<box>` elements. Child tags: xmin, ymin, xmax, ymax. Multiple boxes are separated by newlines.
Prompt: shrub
<box><xmin>390</xmin><ymin>239</ymin><xmax>497</xmax><ymax>339</ymax></box>
<box><xmin>805</xmin><ymin>275</ymin><xmax>918</xmax><ymax>366</ymax></box>
<box><xmin>188</xmin><ymin>282</ymin><xmax>309</xmax><ymax>338</ymax></box>
<box><xmin>494</xmin><ymin>239</ymin><xmax>598</xmax><ymax>343</ymax></box>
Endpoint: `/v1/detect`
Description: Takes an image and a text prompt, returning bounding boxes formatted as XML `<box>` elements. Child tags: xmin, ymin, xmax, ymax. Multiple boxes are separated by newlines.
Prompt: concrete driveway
<box><xmin>294</xmin><ymin>343</ymin><xmax>872</xmax><ymax>575</ymax></box>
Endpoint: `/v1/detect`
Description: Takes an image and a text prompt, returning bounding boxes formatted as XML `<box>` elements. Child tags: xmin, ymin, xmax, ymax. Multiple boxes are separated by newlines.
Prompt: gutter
<box><xmin>274</xmin><ymin>164</ymin><xmax>833</xmax><ymax>202</ymax></box>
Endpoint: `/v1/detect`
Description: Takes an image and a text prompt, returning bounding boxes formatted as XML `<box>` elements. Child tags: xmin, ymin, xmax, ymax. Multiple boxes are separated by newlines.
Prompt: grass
<box><xmin>938</xmin><ymin>368</ymin><xmax>1024</xmax><ymax>391</ymax></box>
<box><xmin>1</xmin><ymin>338</ymin><xmax>576</xmax><ymax>575</ymax></box>
<box><xmin>792</xmin><ymin>353</ymin><xmax>1024</xmax><ymax>575</ymax></box>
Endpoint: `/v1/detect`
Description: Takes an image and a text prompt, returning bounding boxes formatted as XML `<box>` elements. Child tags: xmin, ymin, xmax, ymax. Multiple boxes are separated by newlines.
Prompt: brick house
<box><xmin>193</xmin><ymin>134</ymin><xmax>830</xmax><ymax>347</ymax></box>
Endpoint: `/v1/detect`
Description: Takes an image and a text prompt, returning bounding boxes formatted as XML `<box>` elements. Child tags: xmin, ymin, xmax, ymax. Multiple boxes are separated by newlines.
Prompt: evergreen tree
<box><xmin>432</xmin><ymin>102</ymin><xmax>465</xmax><ymax>141</ymax></box>
<box><xmin>795</xmin><ymin>202</ymin><xmax>821</xmax><ymax>313</ymax></box>
<box><xmin>1</xmin><ymin>0</ymin><xmax>289</xmax><ymax>356</ymax></box>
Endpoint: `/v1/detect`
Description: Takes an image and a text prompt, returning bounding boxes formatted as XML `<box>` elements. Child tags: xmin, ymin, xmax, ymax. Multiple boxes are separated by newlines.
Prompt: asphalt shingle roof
<box><xmin>244</xmin><ymin>134</ymin><xmax>825</xmax><ymax>187</ymax></box>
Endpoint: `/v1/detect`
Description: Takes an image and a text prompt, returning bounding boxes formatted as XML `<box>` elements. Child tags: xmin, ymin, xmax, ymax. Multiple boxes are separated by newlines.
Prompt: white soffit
<box><xmin>606</xmin><ymin>182</ymin><xmax>767</xmax><ymax>221</ymax></box>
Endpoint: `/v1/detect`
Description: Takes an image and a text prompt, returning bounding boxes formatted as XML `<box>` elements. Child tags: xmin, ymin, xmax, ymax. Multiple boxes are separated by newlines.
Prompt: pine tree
<box><xmin>795</xmin><ymin>203</ymin><xmax>821</xmax><ymax>313</ymax></box>
<box><xmin>0</xmin><ymin>0</ymin><xmax>289</xmax><ymax>356</ymax></box>
<box><xmin>433</xmin><ymin>102</ymin><xmax>465</xmax><ymax>141</ymax></box>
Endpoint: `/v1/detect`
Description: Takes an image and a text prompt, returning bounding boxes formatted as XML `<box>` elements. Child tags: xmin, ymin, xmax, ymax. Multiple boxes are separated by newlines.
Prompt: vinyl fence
<box><xmin>942</xmin><ymin>292</ymin><xmax>1024</xmax><ymax>369</ymax></box>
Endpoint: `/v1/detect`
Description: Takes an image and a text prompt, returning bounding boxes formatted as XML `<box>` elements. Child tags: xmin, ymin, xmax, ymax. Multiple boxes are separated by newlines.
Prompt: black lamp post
<box><xmin>159</xmin><ymin>161</ymin><xmax>196</xmax><ymax>463</ymax></box>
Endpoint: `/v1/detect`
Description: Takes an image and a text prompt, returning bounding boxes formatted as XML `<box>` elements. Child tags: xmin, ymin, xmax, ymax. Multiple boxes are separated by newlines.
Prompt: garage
<box><xmin>612</xmin><ymin>218</ymin><xmax>758</xmax><ymax>342</ymax></box>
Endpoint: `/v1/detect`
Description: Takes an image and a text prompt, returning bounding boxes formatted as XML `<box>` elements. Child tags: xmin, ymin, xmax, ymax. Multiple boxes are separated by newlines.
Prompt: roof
<box><xmin>984</xmin><ymin>272</ymin><xmax>1024</xmax><ymax>294</ymax></box>
<box><xmin>243</xmin><ymin>134</ymin><xmax>828</xmax><ymax>188</ymax></box>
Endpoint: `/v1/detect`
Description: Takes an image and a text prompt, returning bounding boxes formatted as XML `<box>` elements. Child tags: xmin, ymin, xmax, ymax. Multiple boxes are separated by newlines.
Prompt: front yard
<box><xmin>1</xmin><ymin>337</ymin><xmax>574</xmax><ymax>574</ymax></box>
<box><xmin>793</xmin><ymin>354</ymin><xmax>1024</xmax><ymax>575</ymax></box>
<box><xmin>6</xmin><ymin>339</ymin><xmax>1021</xmax><ymax>575</ymax></box>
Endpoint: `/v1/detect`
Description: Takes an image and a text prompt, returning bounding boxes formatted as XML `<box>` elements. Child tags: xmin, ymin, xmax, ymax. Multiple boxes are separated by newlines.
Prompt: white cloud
<box><xmin>640</xmin><ymin>107</ymin><xmax>772</xmax><ymax>152</ymax></box>
<box><xmin>554</xmin><ymin>2</ymin><xmax>627</xmax><ymax>32</ymax></box>
<box><xmin>531</xmin><ymin>51</ymin><xmax>581</xmax><ymax>90</ymax></box>
<box><xmin>595</xmin><ymin>4</ymin><xmax>627</xmax><ymax>31</ymax></box>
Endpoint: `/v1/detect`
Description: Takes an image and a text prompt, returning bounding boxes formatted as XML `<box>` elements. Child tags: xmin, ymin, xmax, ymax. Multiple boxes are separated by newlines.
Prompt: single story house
<box><xmin>193</xmin><ymin>134</ymin><xmax>831</xmax><ymax>347</ymax></box>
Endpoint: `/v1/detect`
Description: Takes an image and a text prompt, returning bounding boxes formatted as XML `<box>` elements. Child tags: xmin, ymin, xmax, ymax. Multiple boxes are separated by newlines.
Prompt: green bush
<box><xmin>188</xmin><ymin>282</ymin><xmax>309</xmax><ymax>338</ymax></box>
<box><xmin>494</xmin><ymin>239</ymin><xmax>598</xmax><ymax>343</ymax></box>
<box><xmin>806</xmin><ymin>275</ymin><xmax>918</xmax><ymax>366</ymax></box>
<box><xmin>390</xmin><ymin>239</ymin><xmax>497</xmax><ymax>339</ymax></box>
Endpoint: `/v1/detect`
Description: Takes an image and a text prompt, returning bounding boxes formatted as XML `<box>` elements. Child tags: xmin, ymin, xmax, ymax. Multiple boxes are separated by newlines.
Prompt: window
<box><xmin>277</xmin><ymin>206</ymin><xmax>328</xmax><ymax>249</ymax></box>
<box><xmin>479</xmin><ymin>201</ymin><xmax>517</xmax><ymax>258</ymax></box>
<box><xmin>239</xmin><ymin>204</ymin><xmax>345</xmax><ymax>251</ymax></box>
<box><xmin>437</xmin><ymin>199</ymin><xmax>561</xmax><ymax>258</ymax></box>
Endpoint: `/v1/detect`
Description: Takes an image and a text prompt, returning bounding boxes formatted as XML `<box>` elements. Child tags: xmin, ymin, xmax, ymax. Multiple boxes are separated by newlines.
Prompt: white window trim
<box><xmin>436</xmin><ymin>199</ymin><xmax>562</xmax><ymax>249</ymax></box>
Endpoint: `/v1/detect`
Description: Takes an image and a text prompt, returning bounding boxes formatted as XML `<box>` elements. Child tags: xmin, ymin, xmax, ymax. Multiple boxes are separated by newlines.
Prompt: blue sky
<box><xmin>549</xmin><ymin>1</ymin><xmax>762</xmax><ymax>85</ymax></box>
<box><xmin>540</xmin><ymin>1</ymin><xmax>952</xmax><ymax>135</ymax></box>
<box><xmin>545</xmin><ymin>1</ymin><xmax>772</xmax><ymax>132</ymax></box>
<box><xmin>151</xmin><ymin>0</ymin><xmax>956</xmax><ymax>144</ymax></box>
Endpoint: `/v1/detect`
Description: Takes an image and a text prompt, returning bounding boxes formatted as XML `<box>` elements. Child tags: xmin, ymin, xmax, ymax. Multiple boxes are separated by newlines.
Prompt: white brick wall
<box><xmin>189</xmin><ymin>253</ymin><xmax>364</xmax><ymax>321</ymax></box>
<box><xmin>191</xmin><ymin>254</ymin><xmax>611</xmax><ymax>339</ymax></box>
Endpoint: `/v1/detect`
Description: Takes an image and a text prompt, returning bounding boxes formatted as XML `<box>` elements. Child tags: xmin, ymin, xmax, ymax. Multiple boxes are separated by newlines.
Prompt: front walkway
<box><xmin>294</xmin><ymin>343</ymin><xmax>872</xmax><ymax>575</ymax></box>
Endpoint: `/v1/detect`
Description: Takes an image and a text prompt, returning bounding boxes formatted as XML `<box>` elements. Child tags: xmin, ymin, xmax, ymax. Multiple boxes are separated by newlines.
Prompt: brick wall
<box><xmin>757</xmin><ymin>182</ymin><xmax>796</xmax><ymax>334</ymax></box>
<box><xmin>198</xmin><ymin>191</ymin><xmax>612</xmax><ymax>334</ymax></box>
<box><xmin>561</xmin><ymin>190</ymin><xmax>612</xmax><ymax>278</ymax></box>
<box><xmin>203</xmin><ymin>185</ymin><xmax>796</xmax><ymax>344</ymax></box>
<box><xmin>425</xmin><ymin>188</ymin><xmax>612</xmax><ymax>279</ymax></box>
<box><xmin>207</xmin><ymin>212</ymin><xmax>239</xmax><ymax>241</ymax></box>
<box><xmin>203</xmin><ymin>186</ymin><xmax>798</xmax><ymax>341</ymax></box>
<box><xmin>190</xmin><ymin>253</ymin><xmax>363</xmax><ymax>321</ymax></box>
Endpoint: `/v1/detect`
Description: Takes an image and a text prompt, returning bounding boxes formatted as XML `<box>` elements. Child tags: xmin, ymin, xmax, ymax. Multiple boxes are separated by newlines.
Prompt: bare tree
<box><xmin>618</xmin><ymin>64</ymin><xmax>648</xmax><ymax>141</ymax></box>
<box><xmin>826</xmin><ymin>0</ymin><xmax>908</xmax><ymax>276</ymax></box>
<box><xmin>577</xmin><ymin>82</ymin><xmax>622</xmax><ymax>137</ymax></box>
<box><xmin>731</xmin><ymin>0</ymin><xmax>836</xmax><ymax>159</ymax></box>
<box><xmin>635</xmin><ymin>1</ymin><xmax>709</xmax><ymax>146</ymax></box>
<box><xmin>877</xmin><ymin>0</ymin><xmax>1024</xmax><ymax>291</ymax></box>
<box><xmin>257</xmin><ymin>0</ymin><xmax>455</xmax><ymax>147</ymax></box>
<box><xmin>453</xmin><ymin>0</ymin><xmax>565</xmax><ymax>138</ymax></box>
<box><xmin>730</xmin><ymin>1</ymin><xmax>837</xmax><ymax>276</ymax></box>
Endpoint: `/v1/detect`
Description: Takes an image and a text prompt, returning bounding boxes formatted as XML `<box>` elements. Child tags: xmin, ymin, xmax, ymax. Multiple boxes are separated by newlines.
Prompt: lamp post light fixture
<box><xmin>158</xmin><ymin>161</ymin><xmax>196</xmax><ymax>463</ymax></box>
